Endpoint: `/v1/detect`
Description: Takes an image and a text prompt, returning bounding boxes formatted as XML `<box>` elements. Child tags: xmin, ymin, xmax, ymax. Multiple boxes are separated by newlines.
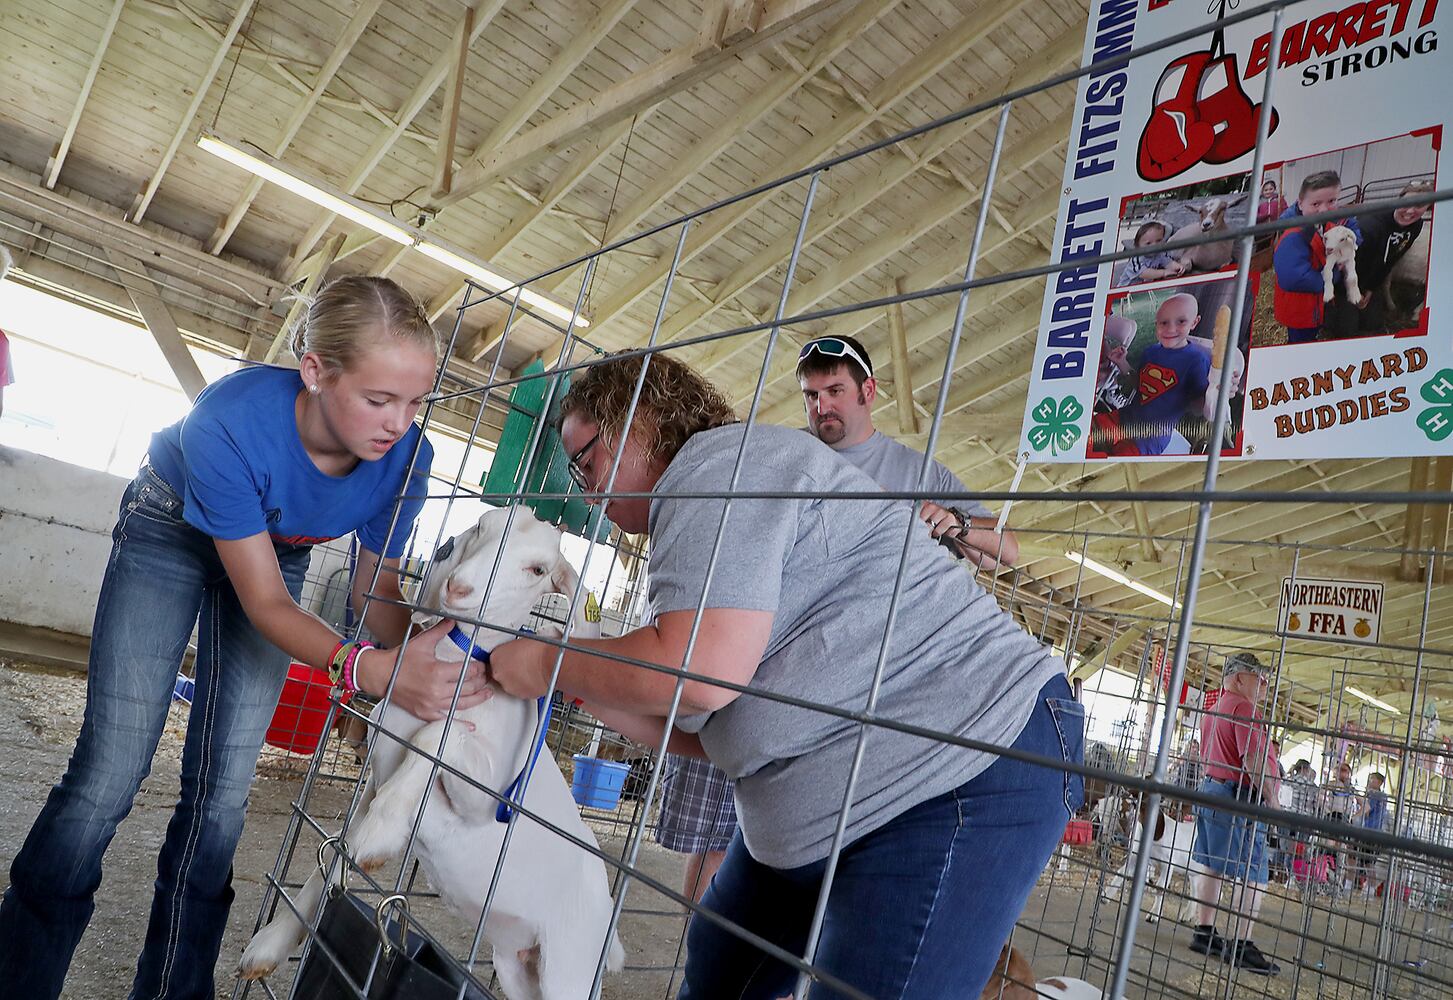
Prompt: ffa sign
<box><xmin>1277</xmin><ymin>577</ymin><xmax>1384</xmax><ymax>644</ymax></box>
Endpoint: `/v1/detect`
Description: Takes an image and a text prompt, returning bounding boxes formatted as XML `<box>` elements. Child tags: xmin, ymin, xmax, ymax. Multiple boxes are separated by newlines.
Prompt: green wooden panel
<box><xmin>479</xmin><ymin>361</ymin><xmax>613</xmax><ymax>542</ymax></box>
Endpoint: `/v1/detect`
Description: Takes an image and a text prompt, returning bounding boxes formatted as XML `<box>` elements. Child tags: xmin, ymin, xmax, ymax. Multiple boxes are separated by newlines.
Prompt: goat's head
<box><xmin>1198</xmin><ymin>198</ymin><xmax>1228</xmax><ymax>230</ymax></box>
<box><xmin>1323</xmin><ymin>224</ymin><xmax>1358</xmax><ymax>260</ymax></box>
<box><xmin>420</xmin><ymin>508</ymin><xmax>586</xmax><ymax>637</ymax></box>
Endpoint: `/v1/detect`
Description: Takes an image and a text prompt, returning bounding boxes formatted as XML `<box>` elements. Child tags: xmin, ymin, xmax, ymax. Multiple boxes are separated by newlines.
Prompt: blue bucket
<box><xmin>571</xmin><ymin>755</ymin><xmax>631</xmax><ymax>810</ymax></box>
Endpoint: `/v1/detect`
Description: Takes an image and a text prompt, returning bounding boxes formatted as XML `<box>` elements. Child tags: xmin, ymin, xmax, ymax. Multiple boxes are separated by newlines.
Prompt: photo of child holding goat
<box><xmin>1089</xmin><ymin>278</ymin><xmax>1252</xmax><ymax>458</ymax></box>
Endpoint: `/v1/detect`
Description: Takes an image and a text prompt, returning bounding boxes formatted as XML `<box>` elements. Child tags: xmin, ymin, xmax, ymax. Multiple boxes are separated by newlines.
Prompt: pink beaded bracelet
<box><xmin>340</xmin><ymin>641</ymin><xmax>375</xmax><ymax>695</ymax></box>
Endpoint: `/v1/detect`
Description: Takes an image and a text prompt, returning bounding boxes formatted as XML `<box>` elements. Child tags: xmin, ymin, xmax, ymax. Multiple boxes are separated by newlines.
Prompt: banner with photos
<box><xmin>1021</xmin><ymin>0</ymin><xmax>1450</xmax><ymax>461</ymax></box>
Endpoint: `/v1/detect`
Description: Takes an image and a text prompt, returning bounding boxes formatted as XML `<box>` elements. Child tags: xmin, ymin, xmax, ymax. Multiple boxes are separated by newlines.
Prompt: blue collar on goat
<box><xmin>442</xmin><ymin>624</ymin><xmax>551</xmax><ymax>825</ymax></box>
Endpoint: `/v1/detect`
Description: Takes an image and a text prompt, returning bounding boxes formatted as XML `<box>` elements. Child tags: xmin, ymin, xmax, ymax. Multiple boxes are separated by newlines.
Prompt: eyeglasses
<box><xmin>566</xmin><ymin>432</ymin><xmax>599</xmax><ymax>491</ymax></box>
<box><xmin>797</xmin><ymin>337</ymin><xmax>873</xmax><ymax>379</ymax></box>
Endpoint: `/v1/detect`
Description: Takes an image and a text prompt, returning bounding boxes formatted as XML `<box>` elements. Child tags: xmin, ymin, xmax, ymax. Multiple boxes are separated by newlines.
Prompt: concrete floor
<box><xmin>2</xmin><ymin>657</ymin><xmax>1449</xmax><ymax>999</ymax></box>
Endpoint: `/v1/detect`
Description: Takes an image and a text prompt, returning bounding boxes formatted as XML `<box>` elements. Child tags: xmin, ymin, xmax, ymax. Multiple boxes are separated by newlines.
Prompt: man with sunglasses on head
<box><xmin>796</xmin><ymin>335</ymin><xmax>1018</xmax><ymax>568</ymax></box>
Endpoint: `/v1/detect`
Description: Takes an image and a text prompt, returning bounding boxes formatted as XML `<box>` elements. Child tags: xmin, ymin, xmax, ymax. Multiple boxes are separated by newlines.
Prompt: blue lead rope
<box><xmin>445</xmin><ymin>626</ymin><xmax>551</xmax><ymax>824</ymax></box>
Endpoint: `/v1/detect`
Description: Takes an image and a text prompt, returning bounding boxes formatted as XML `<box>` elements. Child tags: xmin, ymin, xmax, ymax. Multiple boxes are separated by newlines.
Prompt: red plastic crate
<box><xmin>1062</xmin><ymin>819</ymin><xmax>1095</xmax><ymax>845</ymax></box>
<box><xmin>265</xmin><ymin>662</ymin><xmax>351</xmax><ymax>755</ymax></box>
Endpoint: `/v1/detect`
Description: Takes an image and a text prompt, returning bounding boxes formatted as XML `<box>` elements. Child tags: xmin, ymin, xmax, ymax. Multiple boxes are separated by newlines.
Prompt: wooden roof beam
<box><xmin>105</xmin><ymin>248</ymin><xmax>209</xmax><ymax>400</ymax></box>
<box><xmin>436</xmin><ymin>115</ymin><xmax>640</xmax><ymax>345</ymax></box>
<box><xmin>436</xmin><ymin>0</ymin><xmax>897</xmax><ymax>339</ymax></box>
<box><xmin>439</xmin><ymin>0</ymin><xmax>856</xmax><ymax>208</ymax></box>
<box><xmin>700</xmin><ymin>116</ymin><xmax>1068</xmax><ymax>379</ymax></box>
<box><xmin>280</xmin><ymin>1</ymin><xmax>507</xmax><ymax>277</ymax></box>
<box><xmin>1400</xmin><ymin>457</ymin><xmax>1431</xmax><ymax>581</ymax></box>
<box><xmin>46</xmin><ymin>0</ymin><xmax>128</xmax><ymax>190</ymax></box>
<box><xmin>208</xmin><ymin>0</ymin><xmax>387</xmax><ymax>256</ymax></box>
<box><xmin>0</xmin><ymin>168</ymin><xmax>278</xmax><ymax>306</ymax></box>
<box><xmin>472</xmin><ymin>0</ymin><xmax>639</xmax><ymax>166</ymax></box>
<box><xmin>755</xmin><ymin>195</ymin><xmax>1057</xmax><ymax>420</ymax></box>
<box><xmin>594</xmin><ymin>1</ymin><xmax>899</xmax><ymax>251</ymax></box>
<box><xmin>131</xmin><ymin>0</ymin><xmax>258</xmax><ymax>222</ymax></box>
<box><xmin>534</xmin><ymin>0</ymin><xmax>1043</xmax><ymax>366</ymax></box>
<box><xmin>886</xmin><ymin>277</ymin><xmax>918</xmax><ymax>435</ymax></box>
<box><xmin>668</xmin><ymin>105</ymin><xmax>1046</xmax><ymax>371</ymax></box>
<box><xmin>430</xmin><ymin>5</ymin><xmax>475</xmax><ymax>200</ymax></box>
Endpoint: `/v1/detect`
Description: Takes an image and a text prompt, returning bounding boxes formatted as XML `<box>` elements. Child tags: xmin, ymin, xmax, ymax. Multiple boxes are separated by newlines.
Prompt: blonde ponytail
<box><xmin>291</xmin><ymin>275</ymin><xmax>439</xmax><ymax>374</ymax></box>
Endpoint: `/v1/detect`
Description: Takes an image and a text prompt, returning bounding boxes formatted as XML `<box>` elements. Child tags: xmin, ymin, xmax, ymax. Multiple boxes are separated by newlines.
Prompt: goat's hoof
<box><xmin>238</xmin><ymin>920</ymin><xmax>299</xmax><ymax>979</ymax></box>
<box><xmin>236</xmin><ymin>946</ymin><xmax>281</xmax><ymax>981</ymax></box>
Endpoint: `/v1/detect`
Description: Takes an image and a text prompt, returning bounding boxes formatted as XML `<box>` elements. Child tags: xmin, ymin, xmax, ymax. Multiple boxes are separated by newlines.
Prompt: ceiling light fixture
<box><xmin>1064</xmin><ymin>550</ymin><xmax>1182</xmax><ymax>609</ymax></box>
<box><xmin>197</xmin><ymin>132</ymin><xmax>587</xmax><ymax>327</ymax></box>
<box><xmin>197</xmin><ymin>133</ymin><xmax>413</xmax><ymax>245</ymax></box>
<box><xmin>1345</xmin><ymin>686</ymin><xmax>1400</xmax><ymax>714</ymax></box>
<box><xmin>414</xmin><ymin>239</ymin><xmax>587</xmax><ymax>327</ymax></box>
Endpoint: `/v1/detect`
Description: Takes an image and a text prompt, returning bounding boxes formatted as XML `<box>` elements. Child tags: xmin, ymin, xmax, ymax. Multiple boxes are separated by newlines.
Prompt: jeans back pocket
<box><xmin>1046</xmin><ymin>695</ymin><xmax>1087</xmax><ymax>817</ymax></box>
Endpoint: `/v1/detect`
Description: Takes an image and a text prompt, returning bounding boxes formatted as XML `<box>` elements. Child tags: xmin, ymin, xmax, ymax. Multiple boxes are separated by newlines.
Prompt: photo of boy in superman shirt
<box><xmin>1090</xmin><ymin>286</ymin><xmax>1248</xmax><ymax>457</ymax></box>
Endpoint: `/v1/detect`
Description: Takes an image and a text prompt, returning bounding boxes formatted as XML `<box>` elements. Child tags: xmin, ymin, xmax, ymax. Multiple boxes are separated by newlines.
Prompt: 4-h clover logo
<box><xmin>1417</xmin><ymin>369</ymin><xmax>1453</xmax><ymax>442</ymax></box>
<box><xmin>1027</xmin><ymin>395</ymin><xmax>1084</xmax><ymax>456</ymax></box>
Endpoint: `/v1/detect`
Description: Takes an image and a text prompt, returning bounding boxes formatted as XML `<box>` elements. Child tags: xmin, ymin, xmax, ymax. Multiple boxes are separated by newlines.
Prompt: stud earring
<box><xmin>309</xmin><ymin>384</ymin><xmax>319</xmax><ymax>394</ymax></box>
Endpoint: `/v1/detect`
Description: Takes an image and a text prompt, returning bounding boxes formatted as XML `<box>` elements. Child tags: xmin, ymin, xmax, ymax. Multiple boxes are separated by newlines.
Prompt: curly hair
<box><xmin>558</xmin><ymin>351</ymin><xmax>737</xmax><ymax>465</ymax></box>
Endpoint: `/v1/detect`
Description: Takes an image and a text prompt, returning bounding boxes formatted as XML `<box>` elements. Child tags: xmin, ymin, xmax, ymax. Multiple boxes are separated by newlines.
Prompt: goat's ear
<box><xmin>548</xmin><ymin>556</ymin><xmax>593</xmax><ymax>634</ymax></box>
<box><xmin>420</xmin><ymin>522</ymin><xmax>475</xmax><ymax>609</ymax></box>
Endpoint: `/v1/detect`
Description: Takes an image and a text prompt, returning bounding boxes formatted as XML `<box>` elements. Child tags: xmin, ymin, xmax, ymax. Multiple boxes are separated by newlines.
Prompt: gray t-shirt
<box><xmin>833</xmin><ymin>430</ymin><xmax>992</xmax><ymax>517</ymax></box>
<box><xmin>648</xmin><ymin>424</ymin><xmax>1064</xmax><ymax>868</ymax></box>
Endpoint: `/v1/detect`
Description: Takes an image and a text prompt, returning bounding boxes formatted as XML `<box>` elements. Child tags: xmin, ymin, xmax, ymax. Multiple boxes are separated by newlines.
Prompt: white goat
<box><xmin>1321</xmin><ymin>224</ymin><xmax>1362</xmax><ymax>304</ymax></box>
<box><xmin>239</xmin><ymin>508</ymin><xmax>625</xmax><ymax>999</ymax></box>
<box><xmin>1100</xmin><ymin>797</ymin><xmax>1201</xmax><ymax>925</ymax></box>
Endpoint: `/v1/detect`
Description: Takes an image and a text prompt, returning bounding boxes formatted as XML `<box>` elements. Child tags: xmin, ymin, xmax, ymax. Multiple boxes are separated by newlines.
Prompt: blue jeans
<box><xmin>0</xmin><ymin>465</ymin><xmax>309</xmax><ymax>999</ymax></box>
<box><xmin>679</xmin><ymin>674</ymin><xmax>1084</xmax><ymax>1000</ymax></box>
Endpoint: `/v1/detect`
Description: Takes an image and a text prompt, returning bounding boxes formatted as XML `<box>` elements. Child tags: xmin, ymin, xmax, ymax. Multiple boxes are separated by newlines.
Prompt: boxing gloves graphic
<box><xmin>1137</xmin><ymin>51</ymin><xmax>1279</xmax><ymax>181</ymax></box>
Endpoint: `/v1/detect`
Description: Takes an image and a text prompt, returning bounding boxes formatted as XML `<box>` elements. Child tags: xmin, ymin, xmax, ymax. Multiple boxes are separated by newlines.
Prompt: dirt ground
<box><xmin>2</xmin><ymin>658</ymin><xmax>1449</xmax><ymax>999</ymax></box>
<box><xmin>0</xmin><ymin>658</ymin><xmax>692</xmax><ymax>1000</ymax></box>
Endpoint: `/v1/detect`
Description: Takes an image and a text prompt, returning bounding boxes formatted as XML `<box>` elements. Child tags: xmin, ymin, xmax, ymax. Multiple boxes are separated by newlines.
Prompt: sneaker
<box><xmin>1226</xmin><ymin>940</ymin><xmax>1281</xmax><ymax>975</ymax></box>
<box><xmin>1189</xmin><ymin>927</ymin><xmax>1227</xmax><ymax>958</ymax></box>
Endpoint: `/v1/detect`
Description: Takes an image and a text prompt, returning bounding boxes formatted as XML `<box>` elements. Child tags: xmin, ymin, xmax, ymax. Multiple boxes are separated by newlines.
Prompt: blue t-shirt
<box><xmin>1117</xmin><ymin>342</ymin><xmax>1211</xmax><ymax>455</ymax></box>
<box><xmin>148</xmin><ymin>365</ymin><xmax>433</xmax><ymax>557</ymax></box>
<box><xmin>1363</xmin><ymin>789</ymin><xmax>1388</xmax><ymax>832</ymax></box>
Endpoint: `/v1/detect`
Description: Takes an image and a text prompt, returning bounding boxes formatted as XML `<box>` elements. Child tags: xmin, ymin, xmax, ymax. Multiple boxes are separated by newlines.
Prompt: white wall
<box><xmin>0</xmin><ymin>447</ymin><xmax>351</xmax><ymax>640</ymax></box>
<box><xmin>0</xmin><ymin>446</ymin><xmax>126</xmax><ymax>636</ymax></box>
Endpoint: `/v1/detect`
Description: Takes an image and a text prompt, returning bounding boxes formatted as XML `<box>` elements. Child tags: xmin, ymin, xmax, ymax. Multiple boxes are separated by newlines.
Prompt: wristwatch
<box><xmin>935</xmin><ymin>507</ymin><xmax>971</xmax><ymax>556</ymax></box>
<box><xmin>945</xmin><ymin>507</ymin><xmax>972</xmax><ymax>536</ymax></box>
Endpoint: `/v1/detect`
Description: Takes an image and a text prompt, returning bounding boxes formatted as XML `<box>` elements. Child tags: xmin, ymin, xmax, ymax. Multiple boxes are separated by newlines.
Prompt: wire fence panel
<box><xmin>231</xmin><ymin>2</ymin><xmax>1453</xmax><ymax>997</ymax></box>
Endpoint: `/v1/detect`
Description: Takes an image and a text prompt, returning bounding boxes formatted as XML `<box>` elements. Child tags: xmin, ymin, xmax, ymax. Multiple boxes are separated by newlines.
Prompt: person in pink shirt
<box><xmin>1189</xmin><ymin>652</ymin><xmax>1281</xmax><ymax>975</ymax></box>
<box><xmin>0</xmin><ymin>328</ymin><xmax>13</xmax><ymax>422</ymax></box>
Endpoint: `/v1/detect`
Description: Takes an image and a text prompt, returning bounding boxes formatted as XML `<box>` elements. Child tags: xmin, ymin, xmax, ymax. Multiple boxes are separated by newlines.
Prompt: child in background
<box><xmin>1322</xmin><ymin>761</ymin><xmax>1362</xmax><ymax>896</ymax></box>
<box><xmin>1357</xmin><ymin>772</ymin><xmax>1389</xmax><ymax>897</ymax></box>
<box><xmin>1094</xmin><ymin>314</ymin><xmax>1138</xmax><ymax>412</ymax></box>
<box><xmin>1117</xmin><ymin>220</ymin><xmax>1190</xmax><ymax>285</ymax></box>
<box><xmin>1256</xmin><ymin>179</ymin><xmax>1288</xmax><ymax>225</ymax></box>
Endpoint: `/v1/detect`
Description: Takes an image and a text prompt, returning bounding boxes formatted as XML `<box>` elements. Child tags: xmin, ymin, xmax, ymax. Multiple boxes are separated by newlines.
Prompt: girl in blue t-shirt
<box><xmin>0</xmin><ymin>276</ymin><xmax>484</xmax><ymax>999</ymax></box>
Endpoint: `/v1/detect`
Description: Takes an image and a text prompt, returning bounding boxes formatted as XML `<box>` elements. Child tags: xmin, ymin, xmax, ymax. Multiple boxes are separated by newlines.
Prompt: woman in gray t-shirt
<box><xmin>491</xmin><ymin>352</ymin><xmax>1084</xmax><ymax>999</ymax></box>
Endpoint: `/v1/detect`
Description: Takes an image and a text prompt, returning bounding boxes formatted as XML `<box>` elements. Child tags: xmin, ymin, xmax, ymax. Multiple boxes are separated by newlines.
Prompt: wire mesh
<box><xmin>230</xmin><ymin>2</ymin><xmax>1453</xmax><ymax>997</ymax></box>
